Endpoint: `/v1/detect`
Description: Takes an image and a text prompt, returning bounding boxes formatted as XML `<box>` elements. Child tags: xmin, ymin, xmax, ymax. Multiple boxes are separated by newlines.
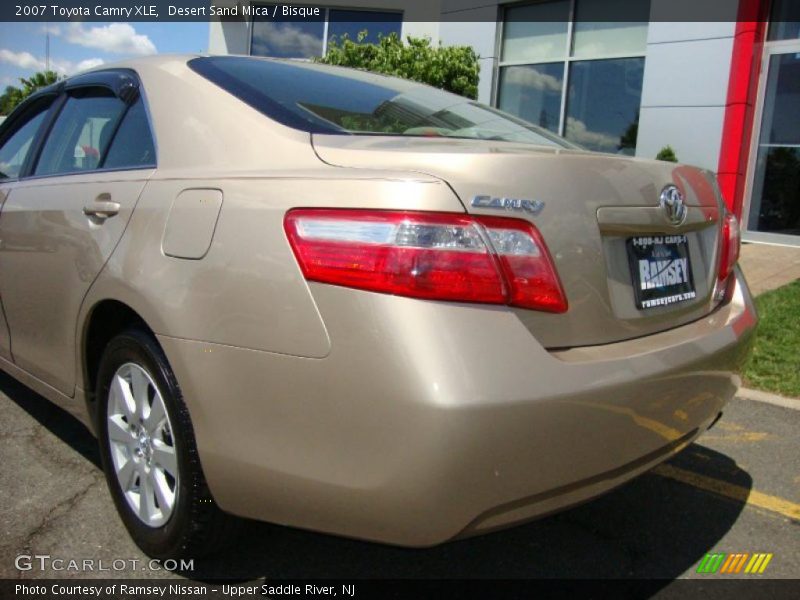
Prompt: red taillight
<box><xmin>284</xmin><ymin>209</ymin><xmax>567</xmax><ymax>313</ymax></box>
<box><xmin>718</xmin><ymin>212</ymin><xmax>740</xmax><ymax>282</ymax></box>
<box><xmin>477</xmin><ymin>216</ymin><xmax>568</xmax><ymax>313</ymax></box>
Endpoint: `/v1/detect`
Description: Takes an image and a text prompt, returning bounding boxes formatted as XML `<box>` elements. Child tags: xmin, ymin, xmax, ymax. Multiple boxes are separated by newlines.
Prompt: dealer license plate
<box><xmin>627</xmin><ymin>235</ymin><xmax>696</xmax><ymax>309</ymax></box>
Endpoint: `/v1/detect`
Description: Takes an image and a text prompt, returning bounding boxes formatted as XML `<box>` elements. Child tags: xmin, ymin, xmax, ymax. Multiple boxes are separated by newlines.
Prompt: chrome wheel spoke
<box><xmin>138</xmin><ymin>468</ymin><xmax>154</xmax><ymax>522</ymax></box>
<box><xmin>152</xmin><ymin>471</ymin><xmax>175</xmax><ymax>513</ymax></box>
<box><xmin>108</xmin><ymin>415</ymin><xmax>134</xmax><ymax>445</ymax></box>
<box><xmin>152</xmin><ymin>441</ymin><xmax>177</xmax><ymax>477</ymax></box>
<box><xmin>129</xmin><ymin>367</ymin><xmax>150</xmax><ymax>421</ymax></box>
<box><xmin>144</xmin><ymin>397</ymin><xmax>166</xmax><ymax>433</ymax></box>
<box><xmin>111</xmin><ymin>374</ymin><xmax>136</xmax><ymax>422</ymax></box>
<box><xmin>117</xmin><ymin>458</ymin><xmax>137</xmax><ymax>492</ymax></box>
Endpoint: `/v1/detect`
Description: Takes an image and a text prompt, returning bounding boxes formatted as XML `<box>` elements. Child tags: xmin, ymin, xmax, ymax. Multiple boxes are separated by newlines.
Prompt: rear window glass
<box><xmin>188</xmin><ymin>56</ymin><xmax>571</xmax><ymax>148</ymax></box>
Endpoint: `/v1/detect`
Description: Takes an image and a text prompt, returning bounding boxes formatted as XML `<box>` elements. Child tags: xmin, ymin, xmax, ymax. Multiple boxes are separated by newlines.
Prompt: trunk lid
<box><xmin>312</xmin><ymin>135</ymin><xmax>724</xmax><ymax>348</ymax></box>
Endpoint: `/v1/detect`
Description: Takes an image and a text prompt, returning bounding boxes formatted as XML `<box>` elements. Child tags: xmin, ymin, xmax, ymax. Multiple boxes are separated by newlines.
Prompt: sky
<box><xmin>0</xmin><ymin>22</ymin><xmax>208</xmax><ymax>89</ymax></box>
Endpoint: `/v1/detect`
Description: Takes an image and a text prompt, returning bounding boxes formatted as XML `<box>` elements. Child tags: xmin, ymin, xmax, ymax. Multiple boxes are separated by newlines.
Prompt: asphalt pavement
<box><xmin>1</xmin><ymin>371</ymin><xmax>798</xmax><ymax>586</ymax></box>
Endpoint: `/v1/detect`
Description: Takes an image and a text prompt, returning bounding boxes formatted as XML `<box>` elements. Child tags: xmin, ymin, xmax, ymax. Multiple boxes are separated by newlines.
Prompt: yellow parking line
<box><xmin>652</xmin><ymin>464</ymin><xmax>800</xmax><ymax>521</ymax></box>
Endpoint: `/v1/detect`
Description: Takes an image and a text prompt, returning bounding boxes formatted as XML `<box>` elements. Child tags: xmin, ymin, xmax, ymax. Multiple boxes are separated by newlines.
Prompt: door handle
<box><xmin>83</xmin><ymin>199</ymin><xmax>120</xmax><ymax>219</ymax></box>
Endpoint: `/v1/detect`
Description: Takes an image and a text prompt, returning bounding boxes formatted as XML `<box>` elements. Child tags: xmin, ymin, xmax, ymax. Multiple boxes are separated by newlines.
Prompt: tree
<box><xmin>20</xmin><ymin>70</ymin><xmax>60</xmax><ymax>95</ymax></box>
<box><xmin>656</xmin><ymin>145</ymin><xmax>679</xmax><ymax>163</ymax></box>
<box><xmin>316</xmin><ymin>32</ymin><xmax>480</xmax><ymax>100</ymax></box>
<box><xmin>0</xmin><ymin>70</ymin><xmax>61</xmax><ymax>116</ymax></box>
<box><xmin>0</xmin><ymin>86</ymin><xmax>24</xmax><ymax>116</ymax></box>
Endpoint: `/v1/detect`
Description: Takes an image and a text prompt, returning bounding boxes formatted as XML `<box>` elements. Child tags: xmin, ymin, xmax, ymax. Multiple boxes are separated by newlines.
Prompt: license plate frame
<box><xmin>626</xmin><ymin>235</ymin><xmax>696</xmax><ymax>310</ymax></box>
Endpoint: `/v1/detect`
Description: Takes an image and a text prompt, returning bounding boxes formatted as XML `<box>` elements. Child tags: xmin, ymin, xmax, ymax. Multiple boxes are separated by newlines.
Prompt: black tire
<box><xmin>95</xmin><ymin>328</ymin><xmax>237</xmax><ymax>559</ymax></box>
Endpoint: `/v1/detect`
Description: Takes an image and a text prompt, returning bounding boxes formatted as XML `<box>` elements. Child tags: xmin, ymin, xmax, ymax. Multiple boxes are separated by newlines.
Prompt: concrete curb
<box><xmin>737</xmin><ymin>387</ymin><xmax>800</xmax><ymax>411</ymax></box>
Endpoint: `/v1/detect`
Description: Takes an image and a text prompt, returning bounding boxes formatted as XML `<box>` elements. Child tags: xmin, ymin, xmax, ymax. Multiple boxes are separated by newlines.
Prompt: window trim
<box><xmin>496</xmin><ymin>0</ymin><xmax>649</xmax><ymax>138</ymax></box>
<box><xmin>8</xmin><ymin>69</ymin><xmax>157</xmax><ymax>182</ymax></box>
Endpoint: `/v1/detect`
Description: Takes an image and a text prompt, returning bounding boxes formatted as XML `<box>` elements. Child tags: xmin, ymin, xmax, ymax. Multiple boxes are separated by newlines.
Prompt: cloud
<box><xmin>0</xmin><ymin>49</ymin><xmax>43</xmax><ymax>70</ymax></box>
<box><xmin>73</xmin><ymin>58</ymin><xmax>105</xmax><ymax>71</ymax></box>
<box><xmin>503</xmin><ymin>67</ymin><xmax>562</xmax><ymax>92</ymax></box>
<box><xmin>252</xmin><ymin>22</ymin><xmax>322</xmax><ymax>58</ymax></box>
<box><xmin>63</xmin><ymin>23</ymin><xmax>156</xmax><ymax>56</ymax></box>
<box><xmin>565</xmin><ymin>117</ymin><xmax>619</xmax><ymax>151</ymax></box>
<box><xmin>48</xmin><ymin>56</ymin><xmax>105</xmax><ymax>75</ymax></box>
<box><xmin>0</xmin><ymin>48</ymin><xmax>104</xmax><ymax>75</ymax></box>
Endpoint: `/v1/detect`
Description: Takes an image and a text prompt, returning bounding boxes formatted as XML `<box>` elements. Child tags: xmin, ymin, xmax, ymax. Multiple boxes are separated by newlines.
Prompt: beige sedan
<box><xmin>0</xmin><ymin>55</ymin><xmax>756</xmax><ymax>558</ymax></box>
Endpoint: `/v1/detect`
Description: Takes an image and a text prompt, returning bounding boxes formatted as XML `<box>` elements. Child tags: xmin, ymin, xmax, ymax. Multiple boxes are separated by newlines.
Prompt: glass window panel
<box><xmin>103</xmin><ymin>98</ymin><xmax>156</xmax><ymax>169</ymax></box>
<box><xmin>0</xmin><ymin>99</ymin><xmax>51</xmax><ymax>179</ymax></box>
<box><xmin>748</xmin><ymin>53</ymin><xmax>800</xmax><ymax>236</ymax></box>
<box><xmin>35</xmin><ymin>91</ymin><xmax>127</xmax><ymax>176</ymax></box>
<box><xmin>501</xmin><ymin>1</ymin><xmax>570</xmax><ymax>63</ymax></box>
<box><xmin>748</xmin><ymin>147</ymin><xmax>800</xmax><ymax>235</ymax></box>
<box><xmin>328</xmin><ymin>9</ymin><xmax>402</xmax><ymax>46</ymax></box>
<box><xmin>759</xmin><ymin>53</ymin><xmax>800</xmax><ymax>146</ymax></box>
<box><xmin>252</xmin><ymin>15</ymin><xmax>325</xmax><ymax>58</ymax></box>
<box><xmin>768</xmin><ymin>0</ymin><xmax>800</xmax><ymax>41</ymax></box>
<box><xmin>565</xmin><ymin>57</ymin><xmax>644</xmax><ymax>153</ymax></box>
<box><xmin>190</xmin><ymin>57</ymin><xmax>570</xmax><ymax>148</ymax></box>
<box><xmin>497</xmin><ymin>63</ymin><xmax>565</xmax><ymax>133</ymax></box>
<box><xmin>572</xmin><ymin>0</ymin><xmax>650</xmax><ymax>57</ymax></box>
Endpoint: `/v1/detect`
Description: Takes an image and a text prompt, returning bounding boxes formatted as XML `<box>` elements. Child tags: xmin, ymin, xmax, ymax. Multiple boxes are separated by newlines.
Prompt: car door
<box><xmin>0</xmin><ymin>94</ymin><xmax>58</xmax><ymax>363</ymax></box>
<box><xmin>0</xmin><ymin>71</ymin><xmax>156</xmax><ymax>396</ymax></box>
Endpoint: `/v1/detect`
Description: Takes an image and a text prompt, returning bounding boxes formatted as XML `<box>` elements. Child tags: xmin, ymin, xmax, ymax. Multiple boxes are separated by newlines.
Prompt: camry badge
<box><xmin>660</xmin><ymin>185</ymin><xmax>687</xmax><ymax>226</ymax></box>
<box><xmin>471</xmin><ymin>195</ymin><xmax>545</xmax><ymax>215</ymax></box>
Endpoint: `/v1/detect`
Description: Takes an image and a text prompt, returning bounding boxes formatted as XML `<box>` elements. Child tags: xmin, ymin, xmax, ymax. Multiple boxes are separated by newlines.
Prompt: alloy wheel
<box><xmin>106</xmin><ymin>362</ymin><xmax>178</xmax><ymax>528</ymax></box>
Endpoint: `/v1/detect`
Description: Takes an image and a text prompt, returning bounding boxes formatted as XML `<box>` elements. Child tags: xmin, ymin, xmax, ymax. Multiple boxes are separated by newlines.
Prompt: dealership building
<box><xmin>209</xmin><ymin>0</ymin><xmax>799</xmax><ymax>246</ymax></box>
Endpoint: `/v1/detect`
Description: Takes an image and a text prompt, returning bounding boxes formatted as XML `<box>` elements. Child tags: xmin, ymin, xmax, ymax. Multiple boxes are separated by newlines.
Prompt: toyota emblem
<box><xmin>660</xmin><ymin>185</ymin><xmax>687</xmax><ymax>226</ymax></box>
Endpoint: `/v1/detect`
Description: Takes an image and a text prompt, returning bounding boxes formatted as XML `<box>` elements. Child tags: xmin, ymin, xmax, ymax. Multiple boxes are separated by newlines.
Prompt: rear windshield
<box><xmin>189</xmin><ymin>56</ymin><xmax>573</xmax><ymax>148</ymax></box>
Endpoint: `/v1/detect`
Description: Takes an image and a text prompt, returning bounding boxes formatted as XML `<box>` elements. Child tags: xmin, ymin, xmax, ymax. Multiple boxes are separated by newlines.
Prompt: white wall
<box><xmin>438</xmin><ymin>4</ymin><xmax>500</xmax><ymax>104</ymax></box>
<box><xmin>635</xmin><ymin>6</ymin><xmax>738</xmax><ymax>170</ymax></box>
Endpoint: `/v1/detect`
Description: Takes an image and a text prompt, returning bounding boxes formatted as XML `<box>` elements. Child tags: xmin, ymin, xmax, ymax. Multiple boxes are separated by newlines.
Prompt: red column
<box><xmin>717</xmin><ymin>0</ymin><xmax>769</xmax><ymax>218</ymax></box>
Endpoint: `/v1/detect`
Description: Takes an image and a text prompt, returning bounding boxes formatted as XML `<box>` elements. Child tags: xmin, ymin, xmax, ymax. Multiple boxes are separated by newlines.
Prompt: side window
<box><xmin>34</xmin><ymin>89</ymin><xmax>126</xmax><ymax>177</ymax></box>
<box><xmin>0</xmin><ymin>98</ymin><xmax>53</xmax><ymax>180</ymax></box>
<box><xmin>103</xmin><ymin>97</ymin><xmax>156</xmax><ymax>169</ymax></box>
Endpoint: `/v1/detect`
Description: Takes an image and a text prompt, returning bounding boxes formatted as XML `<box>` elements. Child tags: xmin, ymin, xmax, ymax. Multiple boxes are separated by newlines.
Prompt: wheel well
<box><xmin>83</xmin><ymin>300</ymin><xmax>152</xmax><ymax>413</ymax></box>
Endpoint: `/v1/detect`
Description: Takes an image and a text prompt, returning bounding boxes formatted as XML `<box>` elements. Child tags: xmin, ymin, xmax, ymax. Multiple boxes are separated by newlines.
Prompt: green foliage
<box><xmin>744</xmin><ymin>279</ymin><xmax>800</xmax><ymax>398</ymax></box>
<box><xmin>0</xmin><ymin>70</ymin><xmax>61</xmax><ymax>116</ymax></box>
<box><xmin>316</xmin><ymin>32</ymin><xmax>479</xmax><ymax>100</ymax></box>
<box><xmin>656</xmin><ymin>145</ymin><xmax>679</xmax><ymax>163</ymax></box>
<box><xmin>0</xmin><ymin>86</ymin><xmax>24</xmax><ymax>116</ymax></box>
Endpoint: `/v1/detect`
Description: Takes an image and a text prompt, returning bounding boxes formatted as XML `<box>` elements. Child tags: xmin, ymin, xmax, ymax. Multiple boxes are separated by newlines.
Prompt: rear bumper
<box><xmin>158</xmin><ymin>267</ymin><xmax>756</xmax><ymax>546</ymax></box>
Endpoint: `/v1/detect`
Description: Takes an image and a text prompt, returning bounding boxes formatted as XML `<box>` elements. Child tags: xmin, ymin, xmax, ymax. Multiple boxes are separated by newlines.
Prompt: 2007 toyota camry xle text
<box><xmin>0</xmin><ymin>55</ymin><xmax>756</xmax><ymax>558</ymax></box>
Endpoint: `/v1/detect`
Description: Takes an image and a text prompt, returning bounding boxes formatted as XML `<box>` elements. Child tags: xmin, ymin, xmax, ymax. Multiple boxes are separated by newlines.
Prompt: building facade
<box><xmin>209</xmin><ymin>0</ymin><xmax>800</xmax><ymax>246</ymax></box>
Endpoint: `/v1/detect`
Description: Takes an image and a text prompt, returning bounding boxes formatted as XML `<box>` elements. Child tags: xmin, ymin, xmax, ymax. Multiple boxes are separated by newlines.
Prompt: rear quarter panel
<box><xmin>81</xmin><ymin>170</ymin><xmax>463</xmax><ymax>362</ymax></box>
